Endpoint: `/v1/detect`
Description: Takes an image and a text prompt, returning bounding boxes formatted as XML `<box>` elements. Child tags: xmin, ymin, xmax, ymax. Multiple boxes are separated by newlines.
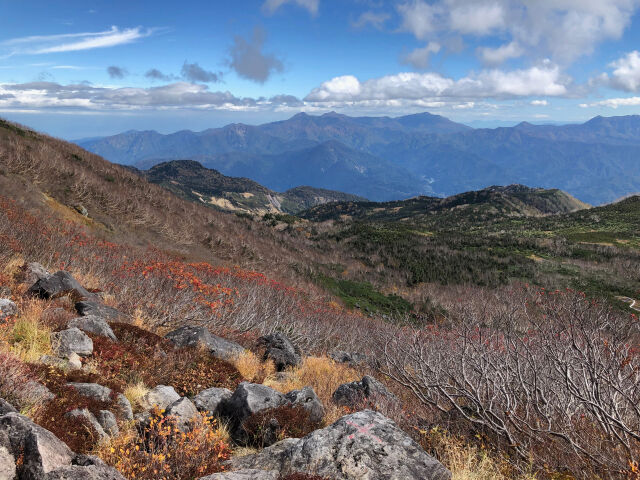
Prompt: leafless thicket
<box><xmin>378</xmin><ymin>288</ymin><xmax>640</xmax><ymax>477</ymax></box>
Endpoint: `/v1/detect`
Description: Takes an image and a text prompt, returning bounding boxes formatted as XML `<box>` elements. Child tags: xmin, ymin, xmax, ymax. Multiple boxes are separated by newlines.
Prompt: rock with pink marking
<box><xmin>229</xmin><ymin>409</ymin><xmax>451</xmax><ymax>480</ymax></box>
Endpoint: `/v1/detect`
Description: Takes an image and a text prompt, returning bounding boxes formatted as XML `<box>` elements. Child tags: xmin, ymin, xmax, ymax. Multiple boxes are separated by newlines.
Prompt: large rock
<box><xmin>165</xmin><ymin>326</ymin><xmax>244</xmax><ymax>360</ymax></box>
<box><xmin>199</xmin><ymin>470</ymin><xmax>278</xmax><ymax>480</ymax></box>
<box><xmin>0</xmin><ymin>299</ymin><xmax>17</xmax><ymax>320</ymax></box>
<box><xmin>332</xmin><ymin>375</ymin><xmax>398</xmax><ymax>409</ymax></box>
<box><xmin>0</xmin><ymin>443</ymin><xmax>16</xmax><ymax>480</ymax></box>
<box><xmin>0</xmin><ymin>412</ymin><xmax>74</xmax><ymax>480</ymax></box>
<box><xmin>139</xmin><ymin>385</ymin><xmax>180</xmax><ymax>411</ymax></box>
<box><xmin>0</xmin><ymin>399</ymin><xmax>17</xmax><ymax>416</ymax></box>
<box><xmin>44</xmin><ymin>464</ymin><xmax>126</xmax><ymax>479</ymax></box>
<box><xmin>68</xmin><ymin>316</ymin><xmax>117</xmax><ymax>342</ymax></box>
<box><xmin>232</xmin><ymin>410</ymin><xmax>451</xmax><ymax>480</ymax></box>
<box><xmin>51</xmin><ymin>328</ymin><xmax>93</xmax><ymax>357</ymax></box>
<box><xmin>193</xmin><ymin>387</ymin><xmax>233</xmax><ymax>417</ymax></box>
<box><xmin>27</xmin><ymin>271</ymin><xmax>93</xmax><ymax>301</ymax></box>
<box><xmin>257</xmin><ymin>333</ymin><xmax>301</xmax><ymax>372</ymax></box>
<box><xmin>285</xmin><ymin>387</ymin><xmax>325</xmax><ymax>423</ymax></box>
<box><xmin>165</xmin><ymin>397</ymin><xmax>199</xmax><ymax>432</ymax></box>
<box><xmin>222</xmin><ymin>383</ymin><xmax>287</xmax><ymax>427</ymax></box>
<box><xmin>75</xmin><ymin>301</ymin><xmax>125</xmax><ymax>321</ymax></box>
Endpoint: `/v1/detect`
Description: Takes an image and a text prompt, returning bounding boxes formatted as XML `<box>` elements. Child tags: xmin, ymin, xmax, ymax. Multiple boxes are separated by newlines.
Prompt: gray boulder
<box><xmin>139</xmin><ymin>385</ymin><xmax>180</xmax><ymax>411</ymax></box>
<box><xmin>285</xmin><ymin>386</ymin><xmax>325</xmax><ymax>423</ymax></box>
<box><xmin>66</xmin><ymin>383</ymin><xmax>132</xmax><ymax>421</ymax></box>
<box><xmin>257</xmin><ymin>333</ymin><xmax>301</xmax><ymax>372</ymax></box>
<box><xmin>199</xmin><ymin>470</ymin><xmax>278</xmax><ymax>480</ymax></box>
<box><xmin>0</xmin><ymin>412</ymin><xmax>74</xmax><ymax>480</ymax></box>
<box><xmin>165</xmin><ymin>397</ymin><xmax>199</xmax><ymax>432</ymax></box>
<box><xmin>26</xmin><ymin>381</ymin><xmax>55</xmax><ymax>404</ymax></box>
<box><xmin>68</xmin><ymin>316</ymin><xmax>117</xmax><ymax>341</ymax></box>
<box><xmin>329</xmin><ymin>350</ymin><xmax>368</xmax><ymax>366</ymax></box>
<box><xmin>165</xmin><ymin>326</ymin><xmax>244</xmax><ymax>360</ymax></box>
<box><xmin>21</xmin><ymin>262</ymin><xmax>51</xmax><ymax>285</ymax></box>
<box><xmin>222</xmin><ymin>382</ymin><xmax>287</xmax><ymax>427</ymax></box>
<box><xmin>64</xmin><ymin>410</ymin><xmax>107</xmax><ymax>441</ymax></box>
<box><xmin>0</xmin><ymin>399</ymin><xmax>17</xmax><ymax>416</ymax></box>
<box><xmin>232</xmin><ymin>410</ymin><xmax>451</xmax><ymax>480</ymax></box>
<box><xmin>66</xmin><ymin>383</ymin><xmax>112</xmax><ymax>403</ymax></box>
<box><xmin>51</xmin><ymin>328</ymin><xmax>93</xmax><ymax>357</ymax></box>
<box><xmin>74</xmin><ymin>301</ymin><xmax>125</xmax><ymax>321</ymax></box>
<box><xmin>27</xmin><ymin>271</ymin><xmax>93</xmax><ymax>301</ymax></box>
<box><xmin>193</xmin><ymin>387</ymin><xmax>232</xmax><ymax>417</ymax></box>
<box><xmin>0</xmin><ymin>299</ymin><xmax>17</xmax><ymax>320</ymax></box>
<box><xmin>0</xmin><ymin>443</ymin><xmax>16</xmax><ymax>480</ymax></box>
<box><xmin>45</xmin><ymin>465</ymin><xmax>126</xmax><ymax>479</ymax></box>
<box><xmin>96</xmin><ymin>411</ymin><xmax>119</xmax><ymax>436</ymax></box>
<box><xmin>332</xmin><ymin>375</ymin><xmax>398</xmax><ymax>409</ymax></box>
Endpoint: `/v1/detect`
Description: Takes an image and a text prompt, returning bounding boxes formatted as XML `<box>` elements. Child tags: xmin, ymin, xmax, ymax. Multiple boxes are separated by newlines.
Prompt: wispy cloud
<box><xmin>0</xmin><ymin>26</ymin><xmax>155</xmax><ymax>57</ymax></box>
<box><xmin>262</xmin><ymin>0</ymin><xmax>319</xmax><ymax>16</ymax></box>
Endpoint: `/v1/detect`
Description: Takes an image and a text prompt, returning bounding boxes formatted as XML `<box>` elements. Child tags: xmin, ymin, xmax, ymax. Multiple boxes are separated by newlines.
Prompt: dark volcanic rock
<box><xmin>332</xmin><ymin>375</ymin><xmax>398</xmax><ymax>409</ymax></box>
<box><xmin>329</xmin><ymin>350</ymin><xmax>368</xmax><ymax>366</ymax></box>
<box><xmin>75</xmin><ymin>301</ymin><xmax>126</xmax><ymax>321</ymax></box>
<box><xmin>257</xmin><ymin>333</ymin><xmax>301</xmax><ymax>371</ymax></box>
<box><xmin>231</xmin><ymin>410</ymin><xmax>451</xmax><ymax>480</ymax></box>
<box><xmin>27</xmin><ymin>271</ymin><xmax>93</xmax><ymax>301</ymax></box>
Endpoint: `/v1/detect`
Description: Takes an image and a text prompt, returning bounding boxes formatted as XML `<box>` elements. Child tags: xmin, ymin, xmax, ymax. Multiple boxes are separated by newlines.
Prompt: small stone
<box><xmin>67</xmin><ymin>353</ymin><xmax>83</xmax><ymax>370</ymax></box>
<box><xmin>198</xmin><ymin>470</ymin><xmax>279</xmax><ymax>480</ymax></box>
<box><xmin>65</xmin><ymin>409</ymin><xmax>107</xmax><ymax>441</ymax></box>
<box><xmin>68</xmin><ymin>316</ymin><xmax>117</xmax><ymax>341</ymax></box>
<box><xmin>75</xmin><ymin>301</ymin><xmax>125</xmax><ymax>321</ymax></box>
<box><xmin>96</xmin><ymin>411</ymin><xmax>119</xmax><ymax>436</ymax></box>
<box><xmin>0</xmin><ymin>299</ymin><xmax>17</xmax><ymax>320</ymax></box>
<box><xmin>165</xmin><ymin>326</ymin><xmax>245</xmax><ymax>360</ymax></box>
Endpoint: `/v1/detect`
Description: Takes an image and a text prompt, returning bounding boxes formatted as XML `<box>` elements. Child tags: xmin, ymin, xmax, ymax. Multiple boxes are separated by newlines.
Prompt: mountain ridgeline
<box><xmin>139</xmin><ymin>160</ymin><xmax>367</xmax><ymax>214</ymax></box>
<box><xmin>79</xmin><ymin>112</ymin><xmax>640</xmax><ymax>205</ymax></box>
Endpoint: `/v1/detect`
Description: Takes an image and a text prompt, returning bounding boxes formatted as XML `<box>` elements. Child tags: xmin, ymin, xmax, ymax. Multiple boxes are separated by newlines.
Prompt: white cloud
<box><xmin>477</xmin><ymin>41</ymin><xmax>523</xmax><ymax>66</ymax></box>
<box><xmin>262</xmin><ymin>0</ymin><xmax>319</xmax><ymax>15</ymax></box>
<box><xmin>402</xmin><ymin>42</ymin><xmax>441</xmax><ymax>69</ymax></box>
<box><xmin>449</xmin><ymin>2</ymin><xmax>505</xmax><ymax>35</ymax></box>
<box><xmin>608</xmin><ymin>50</ymin><xmax>640</xmax><ymax>92</ymax></box>
<box><xmin>530</xmin><ymin>99</ymin><xmax>549</xmax><ymax>106</ymax></box>
<box><xmin>352</xmin><ymin>11</ymin><xmax>390</xmax><ymax>29</ymax></box>
<box><xmin>0</xmin><ymin>26</ymin><xmax>154</xmax><ymax>57</ymax></box>
<box><xmin>396</xmin><ymin>0</ymin><xmax>640</xmax><ymax>64</ymax></box>
<box><xmin>0</xmin><ymin>81</ymin><xmax>301</xmax><ymax>111</ymax></box>
<box><xmin>581</xmin><ymin>96</ymin><xmax>640</xmax><ymax>108</ymax></box>
<box><xmin>305</xmin><ymin>63</ymin><xmax>569</xmax><ymax>103</ymax></box>
<box><xmin>397</xmin><ymin>1</ymin><xmax>439</xmax><ymax>40</ymax></box>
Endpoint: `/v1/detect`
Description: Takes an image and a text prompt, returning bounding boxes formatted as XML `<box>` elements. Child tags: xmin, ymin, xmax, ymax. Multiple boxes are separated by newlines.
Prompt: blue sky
<box><xmin>2</xmin><ymin>0</ymin><xmax>640</xmax><ymax>138</ymax></box>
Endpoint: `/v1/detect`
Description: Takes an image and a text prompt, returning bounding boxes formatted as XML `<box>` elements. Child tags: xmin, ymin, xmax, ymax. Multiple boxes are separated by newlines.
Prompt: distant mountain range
<box><xmin>137</xmin><ymin>160</ymin><xmax>366</xmax><ymax>215</ymax></box>
<box><xmin>78</xmin><ymin>112</ymin><xmax>640</xmax><ymax>205</ymax></box>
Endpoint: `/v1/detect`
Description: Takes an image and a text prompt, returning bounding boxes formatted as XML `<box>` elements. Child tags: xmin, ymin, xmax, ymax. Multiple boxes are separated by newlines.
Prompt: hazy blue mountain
<box><xmin>78</xmin><ymin>112</ymin><xmax>640</xmax><ymax>205</ymax></box>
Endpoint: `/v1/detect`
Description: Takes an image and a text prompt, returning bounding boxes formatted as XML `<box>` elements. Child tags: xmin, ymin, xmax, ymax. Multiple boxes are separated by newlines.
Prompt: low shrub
<box><xmin>98</xmin><ymin>408</ymin><xmax>232</xmax><ymax>480</ymax></box>
<box><xmin>0</xmin><ymin>350</ymin><xmax>42</xmax><ymax>410</ymax></box>
<box><xmin>231</xmin><ymin>350</ymin><xmax>275</xmax><ymax>383</ymax></box>
<box><xmin>241</xmin><ymin>404</ymin><xmax>321</xmax><ymax>448</ymax></box>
